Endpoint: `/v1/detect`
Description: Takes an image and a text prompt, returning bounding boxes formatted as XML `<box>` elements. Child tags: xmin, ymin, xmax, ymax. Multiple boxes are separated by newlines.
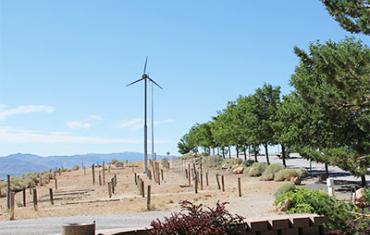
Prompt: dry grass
<box><xmin>0</xmin><ymin>159</ymin><xmax>289</xmax><ymax>220</ymax></box>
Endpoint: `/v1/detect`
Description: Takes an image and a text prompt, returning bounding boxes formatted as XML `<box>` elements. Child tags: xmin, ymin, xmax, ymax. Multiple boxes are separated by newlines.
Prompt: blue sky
<box><xmin>0</xmin><ymin>1</ymin><xmax>368</xmax><ymax>156</ymax></box>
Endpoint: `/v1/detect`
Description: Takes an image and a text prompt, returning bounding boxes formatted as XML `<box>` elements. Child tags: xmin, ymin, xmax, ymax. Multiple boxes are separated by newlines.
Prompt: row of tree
<box><xmin>178</xmin><ymin>1</ymin><xmax>369</xmax><ymax>186</ymax></box>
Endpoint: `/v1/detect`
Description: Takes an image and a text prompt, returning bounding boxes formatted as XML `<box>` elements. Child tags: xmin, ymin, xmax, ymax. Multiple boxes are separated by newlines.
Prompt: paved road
<box><xmin>0</xmin><ymin>211</ymin><xmax>171</xmax><ymax>235</ymax></box>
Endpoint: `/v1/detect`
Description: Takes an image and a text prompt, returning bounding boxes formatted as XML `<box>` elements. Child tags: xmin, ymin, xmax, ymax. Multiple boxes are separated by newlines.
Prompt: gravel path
<box><xmin>0</xmin><ymin>211</ymin><xmax>171</xmax><ymax>235</ymax></box>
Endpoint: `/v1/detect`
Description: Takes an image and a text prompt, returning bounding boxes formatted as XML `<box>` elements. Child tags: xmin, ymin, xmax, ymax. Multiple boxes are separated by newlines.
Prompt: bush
<box><xmin>274</xmin><ymin>183</ymin><xmax>296</xmax><ymax>199</ymax></box>
<box><xmin>150</xmin><ymin>201</ymin><xmax>245</xmax><ymax>235</ymax></box>
<box><xmin>274</xmin><ymin>187</ymin><xmax>370</xmax><ymax>234</ymax></box>
<box><xmin>261</xmin><ymin>163</ymin><xmax>283</xmax><ymax>180</ymax></box>
<box><xmin>242</xmin><ymin>159</ymin><xmax>255</xmax><ymax>167</ymax></box>
<box><xmin>202</xmin><ymin>155</ymin><xmax>223</xmax><ymax>168</ymax></box>
<box><xmin>274</xmin><ymin>169</ymin><xmax>299</xmax><ymax>181</ymax></box>
<box><xmin>296</xmin><ymin>168</ymin><xmax>308</xmax><ymax>178</ymax></box>
<box><xmin>247</xmin><ymin>162</ymin><xmax>268</xmax><ymax>177</ymax></box>
<box><xmin>72</xmin><ymin>165</ymin><xmax>80</xmax><ymax>171</ymax></box>
<box><xmin>111</xmin><ymin>159</ymin><xmax>118</xmax><ymax>165</ymax></box>
<box><xmin>161</xmin><ymin>158</ymin><xmax>170</xmax><ymax>169</ymax></box>
<box><xmin>221</xmin><ymin>158</ymin><xmax>243</xmax><ymax>169</ymax></box>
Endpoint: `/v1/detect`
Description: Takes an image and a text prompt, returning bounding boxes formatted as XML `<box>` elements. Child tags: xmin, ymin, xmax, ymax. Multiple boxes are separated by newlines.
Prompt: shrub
<box><xmin>161</xmin><ymin>158</ymin><xmax>170</xmax><ymax>169</ymax></box>
<box><xmin>221</xmin><ymin>158</ymin><xmax>243</xmax><ymax>169</ymax></box>
<box><xmin>247</xmin><ymin>162</ymin><xmax>268</xmax><ymax>177</ymax></box>
<box><xmin>150</xmin><ymin>201</ymin><xmax>246</xmax><ymax>235</ymax></box>
<box><xmin>72</xmin><ymin>165</ymin><xmax>80</xmax><ymax>171</ymax></box>
<box><xmin>111</xmin><ymin>159</ymin><xmax>118</xmax><ymax>165</ymax></box>
<box><xmin>274</xmin><ymin>183</ymin><xmax>296</xmax><ymax>199</ymax></box>
<box><xmin>202</xmin><ymin>155</ymin><xmax>223</xmax><ymax>168</ymax></box>
<box><xmin>274</xmin><ymin>169</ymin><xmax>299</xmax><ymax>181</ymax></box>
<box><xmin>242</xmin><ymin>159</ymin><xmax>255</xmax><ymax>167</ymax></box>
<box><xmin>274</xmin><ymin>187</ymin><xmax>370</xmax><ymax>234</ymax></box>
<box><xmin>296</xmin><ymin>168</ymin><xmax>308</xmax><ymax>178</ymax></box>
<box><xmin>261</xmin><ymin>163</ymin><xmax>283</xmax><ymax>180</ymax></box>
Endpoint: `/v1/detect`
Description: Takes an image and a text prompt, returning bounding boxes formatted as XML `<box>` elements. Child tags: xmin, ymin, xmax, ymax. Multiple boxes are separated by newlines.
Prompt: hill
<box><xmin>0</xmin><ymin>152</ymin><xmax>159</xmax><ymax>178</ymax></box>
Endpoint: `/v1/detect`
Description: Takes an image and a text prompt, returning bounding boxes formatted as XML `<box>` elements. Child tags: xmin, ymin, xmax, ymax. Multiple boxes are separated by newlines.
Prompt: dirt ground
<box><xmin>0</xmin><ymin>159</ymin><xmax>290</xmax><ymax>221</ymax></box>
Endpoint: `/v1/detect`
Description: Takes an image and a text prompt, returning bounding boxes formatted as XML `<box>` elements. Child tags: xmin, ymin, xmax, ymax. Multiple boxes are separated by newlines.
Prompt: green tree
<box><xmin>177</xmin><ymin>133</ymin><xmax>194</xmax><ymax>154</ymax></box>
<box><xmin>322</xmin><ymin>0</ymin><xmax>369</xmax><ymax>35</ymax></box>
<box><xmin>250</xmin><ymin>84</ymin><xmax>281</xmax><ymax>165</ymax></box>
<box><xmin>291</xmin><ymin>37</ymin><xmax>370</xmax><ymax>186</ymax></box>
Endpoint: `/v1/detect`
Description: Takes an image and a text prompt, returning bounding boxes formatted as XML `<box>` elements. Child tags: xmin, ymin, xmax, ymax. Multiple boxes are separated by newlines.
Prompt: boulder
<box><xmin>354</xmin><ymin>188</ymin><xmax>367</xmax><ymax>208</ymax></box>
<box><xmin>233</xmin><ymin>166</ymin><xmax>244</xmax><ymax>174</ymax></box>
<box><xmin>290</xmin><ymin>176</ymin><xmax>301</xmax><ymax>185</ymax></box>
<box><xmin>276</xmin><ymin>199</ymin><xmax>291</xmax><ymax>212</ymax></box>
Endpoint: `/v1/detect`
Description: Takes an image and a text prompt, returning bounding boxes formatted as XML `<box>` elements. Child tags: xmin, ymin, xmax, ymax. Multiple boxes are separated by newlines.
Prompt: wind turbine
<box><xmin>127</xmin><ymin>57</ymin><xmax>162</xmax><ymax>174</ymax></box>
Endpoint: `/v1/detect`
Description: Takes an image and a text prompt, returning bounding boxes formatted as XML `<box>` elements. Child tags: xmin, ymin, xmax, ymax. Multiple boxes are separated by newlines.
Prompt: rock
<box><xmin>221</xmin><ymin>164</ymin><xmax>228</xmax><ymax>169</ymax></box>
<box><xmin>233</xmin><ymin>166</ymin><xmax>244</xmax><ymax>174</ymax></box>
<box><xmin>276</xmin><ymin>199</ymin><xmax>291</xmax><ymax>212</ymax></box>
<box><xmin>290</xmin><ymin>177</ymin><xmax>301</xmax><ymax>185</ymax></box>
<box><xmin>354</xmin><ymin>188</ymin><xmax>367</xmax><ymax>208</ymax></box>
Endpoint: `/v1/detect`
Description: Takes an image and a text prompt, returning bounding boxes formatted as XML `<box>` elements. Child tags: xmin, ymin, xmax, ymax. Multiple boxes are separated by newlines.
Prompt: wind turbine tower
<box><xmin>127</xmin><ymin>57</ymin><xmax>162</xmax><ymax>174</ymax></box>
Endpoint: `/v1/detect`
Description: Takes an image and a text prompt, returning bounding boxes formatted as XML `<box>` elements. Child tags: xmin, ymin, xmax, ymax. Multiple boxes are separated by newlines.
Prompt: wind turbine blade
<box><xmin>143</xmin><ymin>56</ymin><xmax>148</xmax><ymax>74</ymax></box>
<box><xmin>126</xmin><ymin>78</ymin><xmax>145</xmax><ymax>87</ymax></box>
<box><xmin>148</xmin><ymin>77</ymin><xmax>163</xmax><ymax>89</ymax></box>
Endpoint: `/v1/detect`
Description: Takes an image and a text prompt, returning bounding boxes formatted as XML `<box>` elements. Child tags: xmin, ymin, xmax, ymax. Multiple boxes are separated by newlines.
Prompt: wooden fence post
<box><xmin>206</xmin><ymin>172</ymin><xmax>209</xmax><ymax>186</ymax></box>
<box><xmin>188</xmin><ymin>164</ymin><xmax>191</xmax><ymax>186</ymax></box>
<box><xmin>238</xmin><ymin>177</ymin><xmax>241</xmax><ymax>197</ymax></box>
<box><xmin>102</xmin><ymin>162</ymin><xmax>106</xmax><ymax>185</ymax></box>
<box><xmin>111</xmin><ymin>178</ymin><xmax>115</xmax><ymax>194</ymax></box>
<box><xmin>141</xmin><ymin>180</ymin><xmax>145</xmax><ymax>198</ymax></box>
<box><xmin>185</xmin><ymin>169</ymin><xmax>188</xmax><ymax>179</ymax></box>
<box><xmin>161</xmin><ymin>169</ymin><xmax>164</xmax><ymax>181</ymax></box>
<box><xmin>9</xmin><ymin>192</ymin><xmax>15</xmax><ymax>220</ymax></box>
<box><xmin>148</xmin><ymin>170</ymin><xmax>152</xmax><ymax>180</ymax></box>
<box><xmin>195</xmin><ymin>171</ymin><xmax>198</xmax><ymax>194</ymax></box>
<box><xmin>33</xmin><ymin>188</ymin><xmax>38</xmax><ymax>211</ymax></box>
<box><xmin>147</xmin><ymin>185</ymin><xmax>151</xmax><ymax>211</ymax></box>
<box><xmin>23</xmin><ymin>188</ymin><xmax>26</xmax><ymax>207</ymax></box>
<box><xmin>7</xmin><ymin>175</ymin><xmax>10</xmax><ymax>210</ymax></box>
<box><xmin>49</xmin><ymin>188</ymin><xmax>54</xmax><ymax>205</ymax></box>
<box><xmin>216</xmin><ymin>174</ymin><xmax>221</xmax><ymax>190</ymax></box>
<box><xmin>108</xmin><ymin>182</ymin><xmax>112</xmax><ymax>198</ymax></box>
<box><xmin>98</xmin><ymin>172</ymin><xmax>102</xmax><ymax>186</ymax></box>
<box><xmin>114</xmin><ymin>174</ymin><xmax>117</xmax><ymax>186</ymax></box>
<box><xmin>54</xmin><ymin>178</ymin><xmax>58</xmax><ymax>190</ymax></box>
<box><xmin>134</xmin><ymin>173</ymin><xmax>137</xmax><ymax>185</ymax></box>
<box><xmin>92</xmin><ymin>164</ymin><xmax>96</xmax><ymax>185</ymax></box>
<box><xmin>221</xmin><ymin>175</ymin><xmax>225</xmax><ymax>192</ymax></box>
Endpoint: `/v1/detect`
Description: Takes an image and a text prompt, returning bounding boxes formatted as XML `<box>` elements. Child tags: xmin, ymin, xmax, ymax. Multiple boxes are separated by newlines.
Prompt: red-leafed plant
<box><xmin>149</xmin><ymin>201</ymin><xmax>246</xmax><ymax>235</ymax></box>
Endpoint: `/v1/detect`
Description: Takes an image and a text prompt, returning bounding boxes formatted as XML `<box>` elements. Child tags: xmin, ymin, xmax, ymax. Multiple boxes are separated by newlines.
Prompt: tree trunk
<box><xmin>264</xmin><ymin>144</ymin><xmax>270</xmax><ymax>165</ymax></box>
<box><xmin>236</xmin><ymin>146</ymin><xmax>239</xmax><ymax>159</ymax></box>
<box><xmin>243</xmin><ymin>147</ymin><xmax>247</xmax><ymax>161</ymax></box>
<box><xmin>217</xmin><ymin>147</ymin><xmax>220</xmax><ymax>155</ymax></box>
<box><xmin>281</xmin><ymin>144</ymin><xmax>286</xmax><ymax>168</ymax></box>
<box><xmin>360</xmin><ymin>175</ymin><xmax>366</xmax><ymax>187</ymax></box>
<box><xmin>325</xmin><ymin>163</ymin><xmax>329</xmax><ymax>179</ymax></box>
<box><xmin>212</xmin><ymin>148</ymin><xmax>215</xmax><ymax>156</ymax></box>
<box><xmin>254</xmin><ymin>151</ymin><xmax>258</xmax><ymax>162</ymax></box>
<box><xmin>228</xmin><ymin>146</ymin><xmax>231</xmax><ymax>159</ymax></box>
<box><xmin>222</xmin><ymin>147</ymin><xmax>225</xmax><ymax>159</ymax></box>
<box><xmin>248</xmin><ymin>145</ymin><xmax>251</xmax><ymax>160</ymax></box>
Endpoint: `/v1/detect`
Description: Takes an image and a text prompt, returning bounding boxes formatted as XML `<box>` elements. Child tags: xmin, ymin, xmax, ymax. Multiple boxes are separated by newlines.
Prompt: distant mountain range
<box><xmin>0</xmin><ymin>152</ymin><xmax>163</xmax><ymax>179</ymax></box>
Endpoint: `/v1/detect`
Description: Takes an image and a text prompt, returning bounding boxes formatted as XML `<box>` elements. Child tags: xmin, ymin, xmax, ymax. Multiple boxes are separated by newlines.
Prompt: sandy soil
<box><xmin>0</xmin><ymin>159</ymin><xmax>289</xmax><ymax>221</ymax></box>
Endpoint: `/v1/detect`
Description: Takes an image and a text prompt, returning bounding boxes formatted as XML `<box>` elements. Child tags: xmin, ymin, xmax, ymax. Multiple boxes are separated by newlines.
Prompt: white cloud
<box><xmin>0</xmin><ymin>105</ymin><xmax>55</xmax><ymax>120</ymax></box>
<box><xmin>0</xmin><ymin>127</ymin><xmax>167</xmax><ymax>144</ymax></box>
<box><xmin>66</xmin><ymin>114</ymin><xmax>103</xmax><ymax>129</ymax></box>
<box><xmin>66</xmin><ymin>121</ymin><xmax>91</xmax><ymax>129</ymax></box>
<box><xmin>88</xmin><ymin>115</ymin><xmax>103</xmax><ymax>121</ymax></box>
<box><xmin>117</xmin><ymin>118</ymin><xmax>175</xmax><ymax>130</ymax></box>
